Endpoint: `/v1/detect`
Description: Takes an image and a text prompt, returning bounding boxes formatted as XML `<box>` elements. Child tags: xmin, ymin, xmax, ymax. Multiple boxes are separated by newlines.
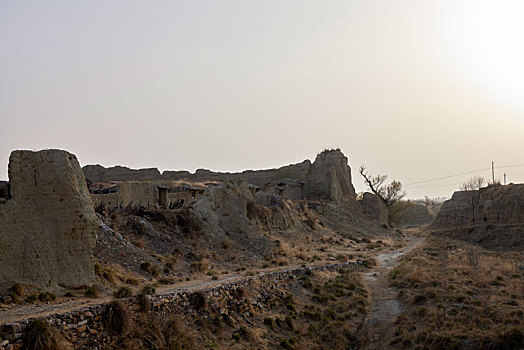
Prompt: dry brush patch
<box><xmin>101</xmin><ymin>266</ymin><xmax>369</xmax><ymax>349</ymax></box>
<box><xmin>389</xmin><ymin>236</ymin><xmax>523</xmax><ymax>349</ymax></box>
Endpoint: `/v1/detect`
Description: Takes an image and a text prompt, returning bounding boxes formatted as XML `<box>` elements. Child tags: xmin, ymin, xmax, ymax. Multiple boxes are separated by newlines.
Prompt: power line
<box><xmin>404</xmin><ymin>168</ymin><xmax>490</xmax><ymax>186</ymax></box>
<box><xmin>406</xmin><ymin>183</ymin><xmax>461</xmax><ymax>189</ymax></box>
<box><xmin>404</xmin><ymin>163</ymin><xmax>524</xmax><ymax>187</ymax></box>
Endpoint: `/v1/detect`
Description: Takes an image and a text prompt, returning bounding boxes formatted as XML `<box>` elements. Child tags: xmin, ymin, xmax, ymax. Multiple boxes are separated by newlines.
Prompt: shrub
<box><xmin>22</xmin><ymin>319</ymin><xmax>68</xmax><ymax>350</ymax></box>
<box><xmin>413</xmin><ymin>294</ymin><xmax>427</xmax><ymax>304</ymax></box>
<box><xmin>103</xmin><ymin>300</ymin><xmax>129</xmax><ymax>334</ymax></box>
<box><xmin>126</xmin><ymin>278</ymin><xmax>139</xmax><ymax>285</ymax></box>
<box><xmin>191</xmin><ymin>258</ymin><xmax>209</xmax><ymax>272</ymax></box>
<box><xmin>232</xmin><ymin>326</ymin><xmax>253</xmax><ymax>341</ymax></box>
<box><xmin>264</xmin><ymin>317</ymin><xmax>275</xmax><ymax>327</ymax></box>
<box><xmin>246</xmin><ymin>201</ymin><xmax>266</xmax><ymax>220</ymax></box>
<box><xmin>158</xmin><ymin>278</ymin><xmax>174</xmax><ymax>285</ymax></box>
<box><xmin>84</xmin><ymin>286</ymin><xmax>99</xmax><ymax>298</ymax></box>
<box><xmin>140</xmin><ymin>261</ymin><xmax>152</xmax><ymax>273</ymax></box>
<box><xmin>9</xmin><ymin>283</ymin><xmax>25</xmax><ymax>297</ymax></box>
<box><xmin>137</xmin><ymin>293</ymin><xmax>152</xmax><ymax>312</ymax></box>
<box><xmin>163</xmin><ymin>318</ymin><xmax>196</xmax><ymax>349</ymax></box>
<box><xmin>113</xmin><ymin>286</ymin><xmax>133</xmax><ymax>299</ymax></box>
<box><xmin>140</xmin><ymin>284</ymin><xmax>156</xmax><ymax>295</ymax></box>
<box><xmin>25</xmin><ymin>294</ymin><xmax>38</xmax><ymax>303</ymax></box>
<box><xmin>38</xmin><ymin>292</ymin><xmax>56</xmax><ymax>302</ymax></box>
<box><xmin>285</xmin><ymin>316</ymin><xmax>297</xmax><ymax>332</ymax></box>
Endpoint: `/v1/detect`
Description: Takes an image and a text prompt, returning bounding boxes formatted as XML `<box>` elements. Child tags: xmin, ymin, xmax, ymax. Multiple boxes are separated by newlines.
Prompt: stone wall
<box><xmin>0</xmin><ymin>262</ymin><xmax>359</xmax><ymax>349</ymax></box>
<box><xmin>0</xmin><ymin>150</ymin><xmax>97</xmax><ymax>292</ymax></box>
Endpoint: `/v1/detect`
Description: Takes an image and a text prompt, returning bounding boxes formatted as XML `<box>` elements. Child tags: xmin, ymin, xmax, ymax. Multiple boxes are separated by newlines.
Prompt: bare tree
<box><xmin>459</xmin><ymin>176</ymin><xmax>485</xmax><ymax>226</ymax></box>
<box><xmin>359</xmin><ymin>166</ymin><xmax>408</xmax><ymax>226</ymax></box>
<box><xmin>359</xmin><ymin>166</ymin><xmax>406</xmax><ymax>207</ymax></box>
<box><xmin>460</xmin><ymin>176</ymin><xmax>485</xmax><ymax>191</ymax></box>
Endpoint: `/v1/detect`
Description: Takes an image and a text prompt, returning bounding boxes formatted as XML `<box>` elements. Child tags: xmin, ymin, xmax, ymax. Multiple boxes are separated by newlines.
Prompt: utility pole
<box><xmin>492</xmin><ymin>161</ymin><xmax>495</xmax><ymax>184</ymax></box>
<box><xmin>504</xmin><ymin>173</ymin><xmax>507</xmax><ymax>185</ymax></box>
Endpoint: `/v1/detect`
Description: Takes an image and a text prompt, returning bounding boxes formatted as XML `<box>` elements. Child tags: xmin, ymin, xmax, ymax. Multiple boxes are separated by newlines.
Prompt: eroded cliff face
<box><xmin>81</xmin><ymin>149</ymin><xmax>358</xmax><ymax>204</ymax></box>
<box><xmin>0</xmin><ymin>150</ymin><xmax>97</xmax><ymax>291</ymax></box>
<box><xmin>431</xmin><ymin>184</ymin><xmax>524</xmax><ymax>250</ymax></box>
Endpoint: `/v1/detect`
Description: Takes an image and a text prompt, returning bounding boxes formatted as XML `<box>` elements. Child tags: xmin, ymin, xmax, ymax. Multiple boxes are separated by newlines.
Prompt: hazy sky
<box><xmin>1</xmin><ymin>0</ymin><xmax>523</xmax><ymax>199</ymax></box>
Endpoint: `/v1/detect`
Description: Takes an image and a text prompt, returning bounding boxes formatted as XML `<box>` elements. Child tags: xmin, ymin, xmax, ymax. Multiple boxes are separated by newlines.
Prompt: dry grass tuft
<box><xmin>103</xmin><ymin>300</ymin><xmax>130</xmax><ymax>334</ymax></box>
<box><xmin>22</xmin><ymin>319</ymin><xmax>70</xmax><ymax>350</ymax></box>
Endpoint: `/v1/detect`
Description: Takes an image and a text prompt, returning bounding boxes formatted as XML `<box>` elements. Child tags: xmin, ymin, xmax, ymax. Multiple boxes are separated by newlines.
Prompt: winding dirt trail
<box><xmin>359</xmin><ymin>233</ymin><xmax>424</xmax><ymax>349</ymax></box>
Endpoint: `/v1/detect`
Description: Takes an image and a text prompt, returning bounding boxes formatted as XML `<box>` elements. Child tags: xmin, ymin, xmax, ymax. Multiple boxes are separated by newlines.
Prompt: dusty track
<box><xmin>358</xmin><ymin>233</ymin><xmax>424</xmax><ymax>349</ymax></box>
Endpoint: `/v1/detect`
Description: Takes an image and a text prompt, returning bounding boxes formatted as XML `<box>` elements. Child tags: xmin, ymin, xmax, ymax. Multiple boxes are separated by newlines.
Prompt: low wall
<box><xmin>0</xmin><ymin>262</ymin><xmax>360</xmax><ymax>349</ymax></box>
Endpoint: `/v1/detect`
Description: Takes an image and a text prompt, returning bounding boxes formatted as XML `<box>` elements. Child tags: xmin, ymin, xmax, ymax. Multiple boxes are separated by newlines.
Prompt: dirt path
<box><xmin>1</xmin><ymin>235</ymin><xmax>423</xmax><ymax>333</ymax></box>
<box><xmin>358</xmin><ymin>234</ymin><xmax>424</xmax><ymax>349</ymax></box>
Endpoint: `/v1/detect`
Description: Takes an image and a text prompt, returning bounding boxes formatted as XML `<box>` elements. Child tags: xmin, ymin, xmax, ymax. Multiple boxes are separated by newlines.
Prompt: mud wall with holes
<box><xmin>0</xmin><ymin>150</ymin><xmax>97</xmax><ymax>292</ymax></box>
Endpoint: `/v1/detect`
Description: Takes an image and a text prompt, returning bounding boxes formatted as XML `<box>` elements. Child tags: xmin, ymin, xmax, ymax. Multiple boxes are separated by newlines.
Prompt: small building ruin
<box><xmin>88</xmin><ymin>181</ymin><xmax>207</xmax><ymax>210</ymax></box>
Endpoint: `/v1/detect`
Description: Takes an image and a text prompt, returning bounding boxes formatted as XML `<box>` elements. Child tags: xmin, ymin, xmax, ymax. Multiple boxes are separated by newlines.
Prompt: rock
<box><xmin>359</xmin><ymin>192</ymin><xmax>388</xmax><ymax>226</ymax></box>
<box><xmin>0</xmin><ymin>150</ymin><xmax>97</xmax><ymax>291</ymax></box>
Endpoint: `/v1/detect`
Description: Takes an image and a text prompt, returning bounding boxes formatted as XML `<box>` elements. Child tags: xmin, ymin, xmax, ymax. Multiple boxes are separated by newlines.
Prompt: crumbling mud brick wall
<box><xmin>0</xmin><ymin>150</ymin><xmax>97</xmax><ymax>292</ymax></box>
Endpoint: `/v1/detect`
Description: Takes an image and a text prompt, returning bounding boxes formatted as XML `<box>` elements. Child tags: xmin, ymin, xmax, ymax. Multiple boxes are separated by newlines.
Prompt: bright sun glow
<box><xmin>446</xmin><ymin>1</ymin><xmax>524</xmax><ymax>112</ymax></box>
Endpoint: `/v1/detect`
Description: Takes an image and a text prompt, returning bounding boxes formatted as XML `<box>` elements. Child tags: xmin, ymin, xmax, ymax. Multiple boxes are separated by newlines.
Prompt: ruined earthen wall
<box><xmin>431</xmin><ymin>184</ymin><xmax>524</xmax><ymax>250</ymax></box>
<box><xmin>82</xmin><ymin>149</ymin><xmax>358</xmax><ymax>204</ymax></box>
<box><xmin>398</xmin><ymin>204</ymin><xmax>434</xmax><ymax>227</ymax></box>
<box><xmin>0</xmin><ymin>150</ymin><xmax>97</xmax><ymax>291</ymax></box>
<box><xmin>433</xmin><ymin>184</ymin><xmax>524</xmax><ymax>228</ymax></box>
<box><xmin>83</xmin><ymin>165</ymin><xmax>161</xmax><ymax>182</ymax></box>
<box><xmin>90</xmin><ymin>182</ymin><xmax>158</xmax><ymax>208</ymax></box>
